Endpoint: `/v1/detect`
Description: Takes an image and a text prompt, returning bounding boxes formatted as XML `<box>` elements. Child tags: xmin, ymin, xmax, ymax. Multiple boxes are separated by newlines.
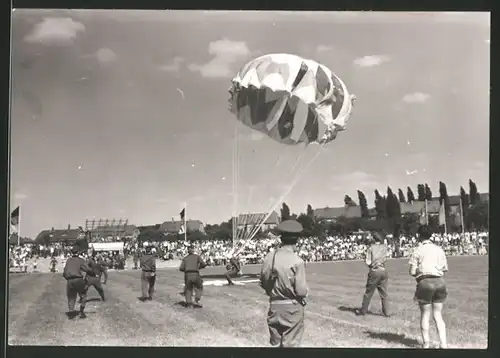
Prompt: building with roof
<box><xmin>313</xmin><ymin>206</ymin><xmax>363</xmax><ymax>222</ymax></box>
<box><xmin>34</xmin><ymin>226</ymin><xmax>83</xmax><ymax>245</ymax></box>
<box><xmin>159</xmin><ymin>220</ymin><xmax>205</xmax><ymax>235</ymax></box>
<box><xmin>235</xmin><ymin>211</ymin><xmax>280</xmax><ymax>232</ymax></box>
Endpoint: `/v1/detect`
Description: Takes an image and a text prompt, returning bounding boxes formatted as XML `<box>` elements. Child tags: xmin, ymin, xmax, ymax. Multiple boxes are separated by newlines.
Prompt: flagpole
<box><xmin>17</xmin><ymin>207</ymin><xmax>21</xmax><ymax>246</ymax></box>
<box><xmin>425</xmin><ymin>199</ymin><xmax>429</xmax><ymax>225</ymax></box>
<box><xmin>459</xmin><ymin>197</ymin><xmax>465</xmax><ymax>234</ymax></box>
<box><xmin>444</xmin><ymin>206</ymin><xmax>448</xmax><ymax>235</ymax></box>
<box><xmin>184</xmin><ymin>203</ymin><xmax>187</xmax><ymax>242</ymax></box>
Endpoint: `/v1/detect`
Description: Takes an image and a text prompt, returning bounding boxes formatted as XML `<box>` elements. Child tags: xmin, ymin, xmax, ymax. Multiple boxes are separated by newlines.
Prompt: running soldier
<box><xmin>63</xmin><ymin>247</ymin><xmax>95</xmax><ymax>319</ymax></box>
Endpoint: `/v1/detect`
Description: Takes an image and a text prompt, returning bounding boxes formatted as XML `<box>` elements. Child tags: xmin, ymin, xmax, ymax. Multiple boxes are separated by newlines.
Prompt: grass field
<box><xmin>8</xmin><ymin>255</ymin><xmax>488</xmax><ymax>348</ymax></box>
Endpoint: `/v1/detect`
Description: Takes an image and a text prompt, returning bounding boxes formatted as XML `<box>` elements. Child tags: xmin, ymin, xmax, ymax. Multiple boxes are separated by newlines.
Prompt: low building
<box><xmin>34</xmin><ymin>227</ymin><xmax>83</xmax><ymax>245</ymax></box>
<box><xmin>314</xmin><ymin>206</ymin><xmax>362</xmax><ymax>222</ymax></box>
<box><xmin>159</xmin><ymin>220</ymin><xmax>205</xmax><ymax>235</ymax></box>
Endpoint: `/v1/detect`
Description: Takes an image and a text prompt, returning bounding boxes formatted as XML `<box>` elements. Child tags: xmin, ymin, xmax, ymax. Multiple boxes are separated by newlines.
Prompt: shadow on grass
<box><xmin>338</xmin><ymin>306</ymin><xmax>385</xmax><ymax>316</ymax></box>
<box><xmin>201</xmin><ymin>273</ymin><xmax>260</xmax><ymax>280</ymax></box>
<box><xmin>364</xmin><ymin>330</ymin><xmax>421</xmax><ymax>348</ymax></box>
<box><xmin>85</xmin><ymin>298</ymin><xmax>103</xmax><ymax>303</ymax></box>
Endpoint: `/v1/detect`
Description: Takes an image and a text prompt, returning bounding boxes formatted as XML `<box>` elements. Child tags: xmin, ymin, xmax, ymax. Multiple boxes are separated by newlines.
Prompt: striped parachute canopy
<box><xmin>229</xmin><ymin>53</ymin><xmax>355</xmax><ymax>145</ymax></box>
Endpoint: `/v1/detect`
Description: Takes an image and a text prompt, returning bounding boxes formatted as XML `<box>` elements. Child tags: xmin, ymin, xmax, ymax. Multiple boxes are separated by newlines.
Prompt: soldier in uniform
<box><xmin>50</xmin><ymin>256</ymin><xmax>58</xmax><ymax>273</ymax></box>
<box><xmin>98</xmin><ymin>254</ymin><xmax>109</xmax><ymax>284</ymax></box>
<box><xmin>260</xmin><ymin>220</ymin><xmax>308</xmax><ymax>348</ymax></box>
<box><xmin>139</xmin><ymin>246</ymin><xmax>156</xmax><ymax>301</ymax></box>
<box><xmin>133</xmin><ymin>249</ymin><xmax>139</xmax><ymax>270</ymax></box>
<box><xmin>63</xmin><ymin>246</ymin><xmax>95</xmax><ymax>319</ymax></box>
<box><xmin>356</xmin><ymin>231</ymin><xmax>390</xmax><ymax>317</ymax></box>
<box><xmin>224</xmin><ymin>256</ymin><xmax>242</xmax><ymax>286</ymax></box>
<box><xmin>179</xmin><ymin>245</ymin><xmax>207</xmax><ymax>308</ymax></box>
<box><xmin>86</xmin><ymin>254</ymin><xmax>106</xmax><ymax>301</ymax></box>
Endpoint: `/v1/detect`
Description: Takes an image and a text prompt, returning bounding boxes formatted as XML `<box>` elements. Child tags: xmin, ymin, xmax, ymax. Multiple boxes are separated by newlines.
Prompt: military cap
<box><xmin>70</xmin><ymin>246</ymin><xmax>80</xmax><ymax>255</ymax></box>
<box><xmin>276</xmin><ymin>220</ymin><xmax>303</xmax><ymax>234</ymax></box>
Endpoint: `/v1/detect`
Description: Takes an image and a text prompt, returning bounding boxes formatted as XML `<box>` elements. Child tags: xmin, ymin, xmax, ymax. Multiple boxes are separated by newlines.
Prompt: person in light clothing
<box><xmin>409</xmin><ymin>225</ymin><xmax>448</xmax><ymax>349</ymax></box>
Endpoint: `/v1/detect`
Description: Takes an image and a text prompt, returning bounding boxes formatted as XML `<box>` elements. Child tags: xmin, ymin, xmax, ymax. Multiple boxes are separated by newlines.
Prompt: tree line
<box><xmin>136</xmin><ymin>179</ymin><xmax>487</xmax><ymax>243</ymax></box>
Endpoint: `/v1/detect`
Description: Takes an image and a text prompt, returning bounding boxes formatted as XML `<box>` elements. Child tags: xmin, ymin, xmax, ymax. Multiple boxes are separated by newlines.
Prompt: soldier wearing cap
<box><xmin>179</xmin><ymin>245</ymin><xmax>207</xmax><ymax>308</ymax></box>
<box><xmin>139</xmin><ymin>246</ymin><xmax>156</xmax><ymax>301</ymax></box>
<box><xmin>260</xmin><ymin>219</ymin><xmax>308</xmax><ymax>348</ymax></box>
<box><xmin>63</xmin><ymin>246</ymin><xmax>95</xmax><ymax>319</ymax></box>
<box><xmin>409</xmin><ymin>225</ymin><xmax>448</xmax><ymax>349</ymax></box>
<box><xmin>356</xmin><ymin>231</ymin><xmax>390</xmax><ymax>317</ymax></box>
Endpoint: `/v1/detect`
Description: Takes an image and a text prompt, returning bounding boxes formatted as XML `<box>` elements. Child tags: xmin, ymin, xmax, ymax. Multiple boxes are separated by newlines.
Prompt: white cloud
<box><xmin>160</xmin><ymin>56</ymin><xmax>185</xmax><ymax>72</ymax></box>
<box><xmin>402</xmin><ymin>92</ymin><xmax>431</xmax><ymax>104</ymax></box>
<box><xmin>331</xmin><ymin>171</ymin><xmax>380</xmax><ymax>192</ymax></box>
<box><xmin>24</xmin><ymin>17</ymin><xmax>85</xmax><ymax>45</ymax></box>
<box><xmin>13</xmin><ymin>192</ymin><xmax>28</xmax><ymax>200</ymax></box>
<box><xmin>316</xmin><ymin>45</ymin><xmax>333</xmax><ymax>53</ymax></box>
<box><xmin>353</xmin><ymin>55</ymin><xmax>391</xmax><ymax>67</ymax></box>
<box><xmin>189</xmin><ymin>38</ymin><xmax>252</xmax><ymax>79</ymax></box>
<box><xmin>95</xmin><ymin>48</ymin><xmax>117</xmax><ymax>64</ymax></box>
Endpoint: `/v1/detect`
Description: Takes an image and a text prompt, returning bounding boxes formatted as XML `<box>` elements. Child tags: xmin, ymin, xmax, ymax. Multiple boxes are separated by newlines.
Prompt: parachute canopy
<box><xmin>229</xmin><ymin>53</ymin><xmax>355</xmax><ymax>146</ymax></box>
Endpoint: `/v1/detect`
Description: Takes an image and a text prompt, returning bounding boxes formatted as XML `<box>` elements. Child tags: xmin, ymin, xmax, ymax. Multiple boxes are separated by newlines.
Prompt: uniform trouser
<box><xmin>66</xmin><ymin>278</ymin><xmax>87</xmax><ymax>312</ymax></box>
<box><xmin>100</xmin><ymin>268</ymin><xmax>108</xmax><ymax>284</ymax></box>
<box><xmin>133</xmin><ymin>260</ymin><xmax>138</xmax><ymax>269</ymax></box>
<box><xmin>141</xmin><ymin>271</ymin><xmax>156</xmax><ymax>298</ymax></box>
<box><xmin>361</xmin><ymin>268</ymin><xmax>389</xmax><ymax>315</ymax></box>
<box><xmin>225</xmin><ymin>269</ymin><xmax>238</xmax><ymax>284</ymax></box>
<box><xmin>86</xmin><ymin>276</ymin><xmax>105</xmax><ymax>300</ymax></box>
<box><xmin>184</xmin><ymin>272</ymin><xmax>203</xmax><ymax>304</ymax></box>
<box><xmin>267</xmin><ymin>302</ymin><xmax>305</xmax><ymax>347</ymax></box>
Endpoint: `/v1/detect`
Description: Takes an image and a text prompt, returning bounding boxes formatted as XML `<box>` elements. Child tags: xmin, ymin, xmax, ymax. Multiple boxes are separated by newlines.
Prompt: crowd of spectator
<box><xmin>124</xmin><ymin>230</ymin><xmax>490</xmax><ymax>265</ymax></box>
<box><xmin>9</xmin><ymin>231</ymin><xmax>489</xmax><ymax>273</ymax></box>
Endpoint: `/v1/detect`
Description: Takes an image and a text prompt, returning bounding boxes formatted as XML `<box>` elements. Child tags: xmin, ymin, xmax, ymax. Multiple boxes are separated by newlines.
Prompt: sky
<box><xmin>9</xmin><ymin>10</ymin><xmax>490</xmax><ymax>238</ymax></box>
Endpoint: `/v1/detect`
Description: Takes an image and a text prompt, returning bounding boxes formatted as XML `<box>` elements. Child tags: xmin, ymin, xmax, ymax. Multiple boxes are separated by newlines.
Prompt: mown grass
<box><xmin>8</xmin><ymin>255</ymin><xmax>488</xmax><ymax>348</ymax></box>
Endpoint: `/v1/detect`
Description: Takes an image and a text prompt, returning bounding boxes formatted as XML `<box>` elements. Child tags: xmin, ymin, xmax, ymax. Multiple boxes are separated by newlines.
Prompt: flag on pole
<box><xmin>11</xmin><ymin>206</ymin><xmax>20</xmax><ymax>234</ymax></box>
<box><xmin>179</xmin><ymin>224</ymin><xmax>185</xmax><ymax>235</ymax></box>
<box><xmin>180</xmin><ymin>208</ymin><xmax>185</xmax><ymax>221</ymax></box>
<box><xmin>438</xmin><ymin>202</ymin><xmax>446</xmax><ymax>226</ymax></box>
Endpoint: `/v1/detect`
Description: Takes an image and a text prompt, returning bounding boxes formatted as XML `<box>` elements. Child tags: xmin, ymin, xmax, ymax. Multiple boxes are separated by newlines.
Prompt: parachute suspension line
<box><xmin>234</xmin><ymin>143</ymin><xmax>327</xmax><ymax>256</ymax></box>
<box><xmin>240</xmin><ymin>144</ymin><xmax>309</xmax><ymax>245</ymax></box>
<box><xmin>243</xmin><ymin>144</ymin><xmax>312</xmax><ymax>243</ymax></box>
<box><xmin>232</xmin><ymin>122</ymin><xmax>240</xmax><ymax>248</ymax></box>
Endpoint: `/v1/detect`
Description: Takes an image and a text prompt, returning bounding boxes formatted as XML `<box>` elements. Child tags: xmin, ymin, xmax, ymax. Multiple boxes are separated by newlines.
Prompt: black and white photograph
<box><xmin>8</xmin><ymin>9</ymin><xmax>489</xmax><ymax>348</ymax></box>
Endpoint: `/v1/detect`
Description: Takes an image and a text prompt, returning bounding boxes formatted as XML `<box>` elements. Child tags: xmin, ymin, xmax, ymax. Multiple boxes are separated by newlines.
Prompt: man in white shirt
<box><xmin>409</xmin><ymin>225</ymin><xmax>448</xmax><ymax>349</ymax></box>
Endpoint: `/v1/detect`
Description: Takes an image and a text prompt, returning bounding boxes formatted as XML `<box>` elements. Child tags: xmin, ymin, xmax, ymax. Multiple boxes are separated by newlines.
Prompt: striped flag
<box><xmin>11</xmin><ymin>206</ymin><xmax>20</xmax><ymax>234</ymax></box>
<box><xmin>419</xmin><ymin>207</ymin><xmax>426</xmax><ymax>225</ymax></box>
<box><xmin>178</xmin><ymin>224</ymin><xmax>185</xmax><ymax>235</ymax></box>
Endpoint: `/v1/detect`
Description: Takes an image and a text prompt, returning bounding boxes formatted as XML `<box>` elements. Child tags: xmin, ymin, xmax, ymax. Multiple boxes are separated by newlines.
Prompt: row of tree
<box><xmin>135</xmin><ymin>179</ymin><xmax>487</xmax><ymax>242</ymax></box>
<box><xmin>277</xmin><ymin>179</ymin><xmax>487</xmax><ymax>238</ymax></box>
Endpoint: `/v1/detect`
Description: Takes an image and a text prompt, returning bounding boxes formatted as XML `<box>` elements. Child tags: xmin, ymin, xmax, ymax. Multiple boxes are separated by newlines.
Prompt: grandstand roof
<box><xmin>236</xmin><ymin>211</ymin><xmax>280</xmax><ymax>226</ymax></box>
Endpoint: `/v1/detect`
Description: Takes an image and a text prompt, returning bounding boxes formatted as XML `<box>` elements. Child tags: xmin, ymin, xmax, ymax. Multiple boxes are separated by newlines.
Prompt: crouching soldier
<box><xmin>225</xmin><ymin>256</ymin><xmax>242</xmax><ymax>286</ymax></box>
